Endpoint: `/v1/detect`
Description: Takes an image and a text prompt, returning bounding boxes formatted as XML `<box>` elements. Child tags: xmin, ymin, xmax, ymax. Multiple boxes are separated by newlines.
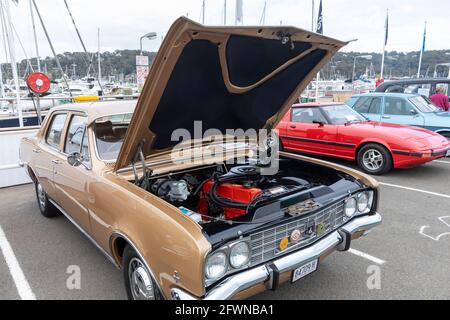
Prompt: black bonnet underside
<box><xmin>149</xmin><ymin>36</ymin><xmax>326</xmax><ymax>150</ymax></box>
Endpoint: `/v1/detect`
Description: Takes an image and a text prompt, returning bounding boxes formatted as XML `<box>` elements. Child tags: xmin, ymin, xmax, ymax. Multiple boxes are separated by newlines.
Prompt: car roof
<box><xmin>292</xmin><ymin>102</ymin><xmax>344</xmax><ymax>108</ymax></box>
<box><xmin>351</xmin><ymin>92</ymin><xmax>419</xmax><ymax>98</ymax></box>
<box><xmin>50</xmin><ymin>100</ymin><xmax>137</xmax><ymax>125</ymax></box>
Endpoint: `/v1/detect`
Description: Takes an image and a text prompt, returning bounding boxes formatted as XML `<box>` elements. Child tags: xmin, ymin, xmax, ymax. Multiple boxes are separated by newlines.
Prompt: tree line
<box><xmin>3</xmin><ymin>49</ymin><xmax>450</xmax><ymax>82</ymax></box>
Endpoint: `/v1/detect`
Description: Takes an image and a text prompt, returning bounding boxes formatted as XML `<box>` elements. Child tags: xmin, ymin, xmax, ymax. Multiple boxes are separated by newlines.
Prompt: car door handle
<box><xmin>382</xmin><ymin>116</ymin><xmax>391</xmax><ymax>119</ymax></box>
<box><xmin>32</xmin><ymin>148</ymin><xmax>42</xmax><ymax>154</ymax></box>
<box><xmin>52</xmin><ymin>159</ymin><xmax>62</xmax><ymax>165</ymax></box>
<box><xmin>290</xmin><ymin>125</ymin><xmax>297</xmax><ymax>129</ymax></box>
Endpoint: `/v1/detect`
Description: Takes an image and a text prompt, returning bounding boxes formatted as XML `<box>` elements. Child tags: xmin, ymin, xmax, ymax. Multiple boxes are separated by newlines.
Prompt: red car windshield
<box><xmin>321</xmin><ymin>104</ymin><xmax>367</xmax><ymax>125</ymax></box>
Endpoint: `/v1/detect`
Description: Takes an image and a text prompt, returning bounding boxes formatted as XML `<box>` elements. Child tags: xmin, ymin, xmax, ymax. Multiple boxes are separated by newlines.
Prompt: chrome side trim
<box><xmin>109</xmin><ymin>232</ymin><xmax>167</xmax><ymax>300</ymax></box>
<box><xmin>171</xmin><ymin>213</ymin><xmax>382</xmax><ymax>300</ymax></box>
<box><xmin>48</xmin><ymin>199</ymin><xmax>119</xmax><ymax>269</ymax></box>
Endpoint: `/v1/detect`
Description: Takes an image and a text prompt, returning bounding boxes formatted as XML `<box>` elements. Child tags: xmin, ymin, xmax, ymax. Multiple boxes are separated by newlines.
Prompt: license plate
<box><xmin>446</xmin><ymin>150</ymin><xmax>450</xmax><ymax>157</ymax></box>
<box><xmin>292</xmin><ymin>260</ymin><xmax>318</xmax><ymax>283</ymax></box>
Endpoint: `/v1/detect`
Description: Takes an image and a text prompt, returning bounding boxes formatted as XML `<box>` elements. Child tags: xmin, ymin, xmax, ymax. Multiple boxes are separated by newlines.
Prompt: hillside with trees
<box><xmin>5</xmin><ymin>49</ymin><xmax>450</xmax><ymax>82</ymax></box>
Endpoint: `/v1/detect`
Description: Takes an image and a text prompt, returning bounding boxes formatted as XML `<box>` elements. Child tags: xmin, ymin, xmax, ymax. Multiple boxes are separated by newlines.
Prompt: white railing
<box><xmin>0</xmin><ymin>127</ymin><xmax>39</xmax><ymax>188</ymax></box>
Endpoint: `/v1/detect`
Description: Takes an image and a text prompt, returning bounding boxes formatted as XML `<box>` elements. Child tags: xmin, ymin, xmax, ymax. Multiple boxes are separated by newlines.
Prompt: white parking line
<box><xmin>434</xmin><ymin>160</ymin><xmax>450</xmax><ymax>164</ymax></box>
<box><xmin>348</xmin><ymin>248</ymin><xmax>386</xmax><ymax>265</ymax></box>
<box><xmin>0</xmin><ymin>225</ymin><xmax>36</xmax><ymax>300</ymax></box>
<box><xmin>379</xmin><ymin>182</ymin><xmax>450</xmax><ymax>200</ymax></box>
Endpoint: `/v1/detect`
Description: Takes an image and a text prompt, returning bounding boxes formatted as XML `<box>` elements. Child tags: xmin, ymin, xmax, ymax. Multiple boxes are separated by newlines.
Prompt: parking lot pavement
<box><xmin>0</xmin><ymin>158</ymin><xmax>449</xmax><ymax>300</ymax></box>
<box><xmin>0</xmin><ymin>252</ymin><xmax>19</xmax><ymax>300</ymax></box>
<box><xmin>0</xmin><ymin>185</ymin><xmax>125</xmax><ymax>300</ymax></box>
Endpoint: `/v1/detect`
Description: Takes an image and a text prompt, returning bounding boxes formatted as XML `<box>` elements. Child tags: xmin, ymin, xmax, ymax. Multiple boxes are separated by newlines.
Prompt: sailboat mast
<box><xmin>29</xmin><ymin>0</ymin><xmax>40</xmax><ymax>72</ymax></box>
<box><xmin>260</xmin><ymin>1</ymin><xmax>267</xmax><ymax>25</ymax></box>
<box><xmin>2</xmin><ymin>0</ymin><xmax>23</xmax><ymax>126</ymax></box>
<box><xmin>32</xmin><ymin>0</ymin><xmax>72</xmax><ymax>98</ymax></box>
<box><xmin>98</xmin><ymin>28</ymin><xmax>101</xmax><ymax>85</ymax></box>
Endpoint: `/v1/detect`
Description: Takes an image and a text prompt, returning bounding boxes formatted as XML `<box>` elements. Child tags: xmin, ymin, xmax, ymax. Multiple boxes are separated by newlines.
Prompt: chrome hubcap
<box><xmin>128</xmin><ymin>258</ymin><xmax>155</xmax><ymax>300</ymax></box>
<box><xmin>363</xmin><ymin>149</ymin><xmax>384</xmax><ymax>171</ymax></box>
<box><xmin>37</xmin><ymin>183</ymin><xmax>46</xmax><ymax>210</ymax></box>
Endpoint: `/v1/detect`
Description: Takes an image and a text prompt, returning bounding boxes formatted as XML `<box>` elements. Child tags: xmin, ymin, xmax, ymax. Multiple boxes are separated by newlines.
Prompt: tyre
<box><xmin>123</xmin><ymin>245</ymin><xmax>163</xmax><ymax>300</ymax></box>
<box><xmin>357</xmin><ymin>144</ymin><xmax>393</xmax><ymax>175</ymax></box>
<box><xmin>35</xmin><ymin>181</ymin><xmax>60</xmax><ymax>218</ymax></box>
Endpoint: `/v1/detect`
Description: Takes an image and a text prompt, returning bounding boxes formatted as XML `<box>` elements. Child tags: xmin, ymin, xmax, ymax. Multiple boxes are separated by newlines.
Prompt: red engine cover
<box><xmin>199</xmin><ymin>180</ymin><xmax>261</xmax><ymax>220</ymax></box>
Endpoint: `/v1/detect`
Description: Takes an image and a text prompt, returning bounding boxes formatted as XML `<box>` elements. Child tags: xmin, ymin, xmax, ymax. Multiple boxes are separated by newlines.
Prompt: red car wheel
<box><xmin>357</xmin><ymin>144</ymin><xmax>393</xmax><ymax>175</ymax></box>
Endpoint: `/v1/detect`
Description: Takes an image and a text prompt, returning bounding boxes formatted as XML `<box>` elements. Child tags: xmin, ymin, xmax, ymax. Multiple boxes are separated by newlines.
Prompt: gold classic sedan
<box><xmin>19</xmin><ymin>17</ymin><xmax>382</xmax><ymax>300</ymax></box>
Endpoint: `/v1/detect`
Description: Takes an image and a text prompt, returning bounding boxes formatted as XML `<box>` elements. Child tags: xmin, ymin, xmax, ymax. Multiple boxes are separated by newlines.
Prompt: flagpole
<box><xmin>417</xmin><ymin>21</ymin><xmax>426</xmax><ymax>78</ymax></box>
<box><xmin>380</xmin><ymin>9</ymin><xmax>388</xmax><ymax>80</ymax></box>
<box><xmin>224</xmin><ymin>0</ymin><xmax>226</xmax><ymax>25</ymax></box>
<box><xmin>235</xmin><ymin>0</ymin><xmax>243</xmax><ymax>25</ymax></box>
<box><xmin>202</xmin><ymin>0</ymin><xmax>205</xmax><ymax>24</ymax></box>
<box><xmin>314</xmin><ymin>0</ymin><xmax>322</xmax><ymax>102</ymax></box>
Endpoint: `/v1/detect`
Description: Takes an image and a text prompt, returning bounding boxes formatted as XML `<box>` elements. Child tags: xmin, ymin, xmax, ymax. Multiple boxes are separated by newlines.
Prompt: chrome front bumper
<box><xmin>171</xmin><ymin>213</ymin><xmax>382</xmax><ymax>300</ymax></box>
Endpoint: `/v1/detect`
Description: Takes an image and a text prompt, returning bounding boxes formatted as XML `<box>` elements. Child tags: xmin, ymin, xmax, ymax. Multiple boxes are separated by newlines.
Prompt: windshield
<box><xmin>94</xmin><ymin>113</ymin><xmax>133</xmax><ymax>161</ymax></box>
<box><xmin>409</xmin><ymin>96</ymin><xmax>439</xmax><ymax>113</ymax></box>
<box><xmin>321</xmin><ymin>104</ymin><xmax>367</xmax><ymax>125</ymax></box>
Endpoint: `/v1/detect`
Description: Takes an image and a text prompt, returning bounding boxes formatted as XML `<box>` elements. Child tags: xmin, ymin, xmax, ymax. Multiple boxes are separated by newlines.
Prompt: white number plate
<box><xmin>292</xmin><ymin>259</ymin><xmax>318</xmax><ymax>283</ymax></box>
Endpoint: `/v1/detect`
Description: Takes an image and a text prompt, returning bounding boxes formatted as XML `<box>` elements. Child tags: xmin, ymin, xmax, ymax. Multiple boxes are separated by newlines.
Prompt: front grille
<box><xmin>250</xmin><ymin>201</ymin><xmax>346</xmax><ymax>266</ymax></box>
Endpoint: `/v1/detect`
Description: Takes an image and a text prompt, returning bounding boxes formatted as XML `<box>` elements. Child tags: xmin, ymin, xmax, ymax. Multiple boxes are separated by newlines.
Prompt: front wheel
<box><xmin>357</xmin><ymin>144</ymin><xmax>393</xmax><ymax>175</ymax></box>
<box><xmin>123</xmin><ymin>245</ymin><xmax>163</xmax><ymax>300</ymax></box>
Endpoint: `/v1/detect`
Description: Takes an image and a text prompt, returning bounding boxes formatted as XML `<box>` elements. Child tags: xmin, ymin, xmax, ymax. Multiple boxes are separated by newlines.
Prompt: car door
<box><xmin>52</xmin><ymin>113</ymin><xmax>94</xmax><ymax>233</ymax></box>
<box><xmin>382</xmin><ymin>96</ymin><xmax>425</xmax><ymax>127</ymax></box>
<box><xmin>353</xmin><ymin>96</ymin><xmax>383</xmax><ymax>121</ymax></box>
<box><xmin>285</xmin><ymin>107</ymin><xmax>337</xmax><ymax>155</ymax></box>
<box><xmin>34</xmin><ymin>112</ymin><xmax>69</xmax><ymax>200</ymax></box>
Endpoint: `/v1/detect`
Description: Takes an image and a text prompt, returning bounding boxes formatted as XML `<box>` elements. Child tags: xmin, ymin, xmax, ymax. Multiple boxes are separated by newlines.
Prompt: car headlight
<box><xmin>357</xmin><ymin>192</ymin><xmax>370</xmax><ymax>213</ymax></box>
<box><xmin>345</xmin><ymin>197</ymin><xmax>357</xmax><ymax>218</ymax></box>
<box><xmin>229</xmin><ymin>242</ymin><xmax>250</xmax><ymax>269</ymax></box>
<box><xmin>205</xmin><ymin>252</ymin><xmax>227</xmax><ymax>280</ymax></box>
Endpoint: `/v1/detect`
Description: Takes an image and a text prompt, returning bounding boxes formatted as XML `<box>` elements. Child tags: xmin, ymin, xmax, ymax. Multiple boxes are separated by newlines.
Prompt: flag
<box><xmin>316</xmin><ymin>0</ymin><xmax>323</xmax><ymax>34</ymax></box>
<box><xmin>384</xmin><ymin>10</ymin><xmax>389</xmax><ymax>45</ymax></box>
<box><xmin>235</xmin><ymin>0</ymin><xmax>243</xmax><ymax>24</ymax></box>
<box><xmin>421</xmin><ymin>22</ymin><xmax>427</xmax><ymax>53</ymax></box>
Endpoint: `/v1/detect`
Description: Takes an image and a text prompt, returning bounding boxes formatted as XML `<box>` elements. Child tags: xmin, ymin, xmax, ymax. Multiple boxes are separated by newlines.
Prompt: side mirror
<box><xmin>67</xmin><ymin>152</ymin><xmax>83</xmax><ymax>167</ymax></box>
<box><xmin>410</xmin><ymin>109</ymin><xmax>418</xmax><ymax>116</ymax></box>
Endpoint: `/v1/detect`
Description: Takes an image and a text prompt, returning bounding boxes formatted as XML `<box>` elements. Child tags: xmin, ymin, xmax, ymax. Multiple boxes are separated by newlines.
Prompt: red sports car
<box><xmin>276</xmin><ymin>103</ymin><xmax>450</xmax><ymax>175</ymax></box>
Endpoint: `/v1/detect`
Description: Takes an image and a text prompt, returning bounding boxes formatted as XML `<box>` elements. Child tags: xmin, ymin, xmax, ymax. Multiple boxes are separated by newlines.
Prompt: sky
<box><xmin>5</xmin><ymin>0</ymin><xmax>450</xmax><ymax>62</ymax></box>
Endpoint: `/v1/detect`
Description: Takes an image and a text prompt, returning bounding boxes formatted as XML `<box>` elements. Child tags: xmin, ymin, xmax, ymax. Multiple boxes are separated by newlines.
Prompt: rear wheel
<box><xmin>357</xmin><ymin>144</ymin><xmax>393</xmax><ymax>175</ymax></box>
<box><xmin>35</xmin><ymin>181</ymin><xmax>60</xmax><ymax>218</ymax></box>
<box><xmin>123</xmin><ymin>245</ymin><xmax>163</xmax><ymax>300</ymax></box>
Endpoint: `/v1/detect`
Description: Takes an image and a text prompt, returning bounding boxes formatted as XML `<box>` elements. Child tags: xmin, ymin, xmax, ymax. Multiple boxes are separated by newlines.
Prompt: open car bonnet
<box><xmin>114</xmin><ymin>17</ymin><xmax>347</xmax><ymax>171</ymax></box>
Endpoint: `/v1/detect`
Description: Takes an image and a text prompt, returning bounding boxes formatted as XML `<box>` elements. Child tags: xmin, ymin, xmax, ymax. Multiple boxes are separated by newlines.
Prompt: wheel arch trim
<box><xmin>435</xmin><ymin>129</ymin><xmax>450</xmax><ymax>137</ymax></box>
<box><xmin>109</xmin><ymin>232</ymin><xmax>167</xmax><ymax>300</ymax></box>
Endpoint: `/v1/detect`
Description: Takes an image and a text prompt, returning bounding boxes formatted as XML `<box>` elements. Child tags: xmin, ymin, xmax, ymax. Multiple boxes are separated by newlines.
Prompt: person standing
<box><xmin>429</xmin><ymin>87</ymin><xmax>450</xmax><ymax>111</ymax></box>
<box><xmin>376</xmin><ymin>75</ymin><xmax>384</xmax><ymax>88</ymax></box>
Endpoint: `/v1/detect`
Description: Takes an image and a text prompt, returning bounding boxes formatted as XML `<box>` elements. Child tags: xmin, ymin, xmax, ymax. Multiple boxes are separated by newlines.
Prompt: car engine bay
<box><xmin>136</xmin><ymin>158</ymin><xmax>362</xmax><ymax>233</ymax></box>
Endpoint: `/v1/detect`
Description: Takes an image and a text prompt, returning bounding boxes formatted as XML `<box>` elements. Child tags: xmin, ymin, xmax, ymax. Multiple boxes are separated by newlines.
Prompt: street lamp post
<box><xmin>352</xmin><ymin>55</ymin><xmax>373</xmax><ymax>84</ymax></box>
<box><xmin>140</xmin><ymin>32</ymin><xmax>157</xmax><ymax>56</ymax></box>
<box><xmin>137</xmin><ymin>32</ymin><xmax>157</xmax><ymax>90</ymax></box>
